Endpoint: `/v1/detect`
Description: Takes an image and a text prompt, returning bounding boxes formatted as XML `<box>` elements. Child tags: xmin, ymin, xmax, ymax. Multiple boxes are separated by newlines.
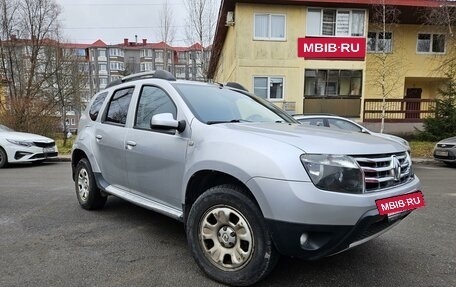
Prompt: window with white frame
<box><xmin>99</xmin><ymin>77</ymin><xmax>108</xmax><ymax>85</ymax></box>
<box><xmin>307</xmin><ymin>8</ymin><xmax>365</xmax><ymax>37</ymax></box>
<box><xmin>109</xmin><ymin>61</ymin><xmax>125</xmax><ymax>71</ymax></box>
<box><xmin>155</xmin><ymin>50</ymin><xmax>164</xmax><ymax>61</ymax></box>
<box><xmin>109</xmin><ymin>48</ymin><xmax>124</xmax><ymax>57</ymax></box>
<box><xmin>254</xmin><ymin>14</ymin><xmax>286</xmax><ymax>40</ymax></box>
<box><xmin>253</xmin><ymin>77</ymin><xmax>284</xmax><ymax>100</ymax></box>
<box><xmin>98</xmin><ymin>48</ymin><xmax>106</xmax><ymax>57</ymax></box>
<box><xmin>140</xmin><ymin>62</ymin><xmax>153</xmax><ymax>72</ymax></box>
<box><xmin>417</xmin><ymin>33</ymin><xmax>445</xmax><ymax>53</ymax></box>
<box><xmin>98</xmin><ymin>64</ymin><xmax>107</xmax><ymax>71</ymax></box>
<box><xmin>367</xmin><ymin>32</ymin><xmax>393</xmax><ymax>53</ymax></box>
<box><xmin>140</xmin><ymin>49</ymin><xmax>153</xmax><ymax>57</ymax></box>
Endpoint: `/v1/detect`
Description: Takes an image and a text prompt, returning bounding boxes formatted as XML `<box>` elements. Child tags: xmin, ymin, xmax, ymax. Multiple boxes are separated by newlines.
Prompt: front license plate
<box><xmin>375</xmin><ymin>191</ymin><xmax>425</xmax><ymax>216</ymax></box>
<box><xmin>43</xmin><ymin>147</ymin><xmax>55</xmax><ymax>153</ymax></box>
<box><xmin>435</xmin><ymin>150</ymin><xmax>449</xmax><ymax>157</ymax></box>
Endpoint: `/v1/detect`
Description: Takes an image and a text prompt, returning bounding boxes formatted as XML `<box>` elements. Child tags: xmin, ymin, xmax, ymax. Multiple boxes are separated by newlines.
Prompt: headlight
<box><xmin>300</xmin><ymin>154</ymin><xmax>364</xmax><ymax>194</ymax></box>
<box><xmin>6</xmin><ymin>139</ymin><xmax>34</xmax><ymax>147</ymax></box>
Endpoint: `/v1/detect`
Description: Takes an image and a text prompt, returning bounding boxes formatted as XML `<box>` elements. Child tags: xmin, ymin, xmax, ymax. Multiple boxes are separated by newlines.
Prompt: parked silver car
<box><xmin>293</xmin><ymin>114</ymin><xmax>410</xmax><ymax>151</ymax></box>
<box><xmin>433</xmin><ymin>136</ymin><xmax>456</xmax><ymax>166</ymax></box>
<box><xmin>0</xmin><ymin>124</ymin><xmax>58</xmax><ymax>168</ymax></box>
<box><xmin>71</xmin><ymin>71</ymin><xmax>422</xmax><ymax>286</ymax></box>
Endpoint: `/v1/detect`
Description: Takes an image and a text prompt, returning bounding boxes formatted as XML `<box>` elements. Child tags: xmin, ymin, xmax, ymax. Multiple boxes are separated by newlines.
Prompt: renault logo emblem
<box><xmin>391</xmin><ymin>155</ymin><xmax>401</xmax><ymax>181</ymax></box>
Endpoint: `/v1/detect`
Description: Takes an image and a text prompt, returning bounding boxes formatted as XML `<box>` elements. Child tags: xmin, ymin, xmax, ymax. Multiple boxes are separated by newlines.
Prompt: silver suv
<box><xmin>72</xmin><ymin>71</ymin><xmax>422</xmax><ymax>286</ymax></box>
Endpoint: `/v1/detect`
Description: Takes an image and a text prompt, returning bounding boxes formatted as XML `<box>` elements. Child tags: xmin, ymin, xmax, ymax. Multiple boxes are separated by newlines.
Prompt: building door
<box><xmin>405</xmin><ymin>88</ymin><xmax>422</xmax><ymax>119</ymax></box>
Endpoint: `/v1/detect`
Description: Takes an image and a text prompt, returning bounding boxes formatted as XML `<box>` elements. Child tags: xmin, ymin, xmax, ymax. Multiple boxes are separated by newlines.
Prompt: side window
<box><xmin>104</xmin><ymin>87</ymin><xmax>134</xmax><ymax>126</ymax></box>
<box><xmin>135</xmin><ymin>86</ymin><xmax>177</xmax><ymax>130</ymax></box>
<box><xmin>89</xmin><ymin>92</ymin><xmax>108</xmax><ymax>121</ymax></box>
<box><xmin>298</xmin><ymin>118</ymin><xmax>325</xmax><ymax>127</ymax></box>
<box><xmin>328</xmin><ymin>119</ymin><xmax>362</xmax><ymax>132</ymax></box>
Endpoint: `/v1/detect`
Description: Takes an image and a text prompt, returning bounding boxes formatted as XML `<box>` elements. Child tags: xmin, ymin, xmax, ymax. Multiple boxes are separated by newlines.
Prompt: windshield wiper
<box><xmin>207</xmin><ymin>119</ymin><xmax>245</xmax><ymax>125</ymax></box>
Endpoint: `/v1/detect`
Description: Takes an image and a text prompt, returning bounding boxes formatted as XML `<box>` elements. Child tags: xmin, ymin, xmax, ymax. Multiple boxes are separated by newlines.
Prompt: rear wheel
<box><xmin>444</xmin><ymin>161</ymin><xmax>456</xmax><ymax>167</ymax></box>
<box><xmin>186</xmin><ymin>185</ymin><xmax>278</xmax><ymax>286</ymax></box>
<box><xmin>75</xmin><ymin>158</ymin><xmax>107</xmax><ymax>210</ymax></box>
<box><xmin>0</xmin><ymin>147</ymin><xmax>8</xmax><ymax>168</ymax></box>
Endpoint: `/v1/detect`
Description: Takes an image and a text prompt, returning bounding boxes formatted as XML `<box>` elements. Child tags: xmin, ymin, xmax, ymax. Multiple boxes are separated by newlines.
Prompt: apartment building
<box><xmin>208</xmin><ymin>0</ymin><xmax>454</xmax><ymax>124</ymax></box>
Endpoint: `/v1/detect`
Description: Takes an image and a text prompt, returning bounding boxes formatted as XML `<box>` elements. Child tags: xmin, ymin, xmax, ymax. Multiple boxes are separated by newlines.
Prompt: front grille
<box><xmin>33</xmin><ymin>141</ymin><xmax>55</xmax><ymax>148</ymax></box>
<box><xmin>352</xmin><ymin>152</ymin><xmax>413</xmax><ymax>192</ymax></box>
<box><xmin>437</xmin><ymin>144</ymin><xmax>455</xmax><ymax>148</ymax></box>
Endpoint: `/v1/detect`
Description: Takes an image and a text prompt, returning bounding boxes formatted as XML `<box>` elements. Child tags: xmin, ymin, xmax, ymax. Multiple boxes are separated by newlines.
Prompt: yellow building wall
<box><xmin>365</xmin><ymin>24</ymin><xmax>451</xmax><ymax>100</ymax></box>
<box><xmin>213</xmin><ymin>3</ymin><xmax>452</xmax><ymax>115</ymax></box>
<box><xmin>214</xmin><ymin>3</ymin><xmax>367</xmax><ymax>114</ymax></box>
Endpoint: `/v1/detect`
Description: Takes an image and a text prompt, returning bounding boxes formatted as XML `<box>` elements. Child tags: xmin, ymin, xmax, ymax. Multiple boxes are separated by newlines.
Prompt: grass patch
<box><xmin>410</xmin><ymin>141</ymin><xmax>436</xmax><ymax>158</ymax></box>
<box><xmin>54</xmin><ymin>133</ymin><xmax>74</xmax><ymax>155</ymax></box>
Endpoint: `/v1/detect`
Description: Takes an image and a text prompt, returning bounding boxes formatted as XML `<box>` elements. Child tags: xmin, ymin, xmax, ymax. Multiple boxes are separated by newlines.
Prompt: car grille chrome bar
<box><xmin>352</xmin><ymin>152</ymin><xmax>413</xmax><ymax>192</ymax></box>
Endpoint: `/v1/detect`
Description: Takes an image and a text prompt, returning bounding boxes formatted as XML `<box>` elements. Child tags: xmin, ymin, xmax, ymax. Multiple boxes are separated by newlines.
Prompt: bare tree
<box><xmin>0</xmin><ymin>0</ymin><xmax>62</xmax><ymax>135</ymax></box>
<box><xmin>157</xmin><ymin>0</ymin><xmax>175</xmax><ymax>71</ymax></box>
<box><xmin>184</xmin><ymin>0</ymin><xmax>218</xmax><ymax>80</ymax></box>
<box><xmin>368</xmin><ymin>1</ymin><xmax>404</xmax><ymax>133</ymax></box>
<box><xmin>423</xmin><ymin>2</ymin><xmax>456</xmax><ymax>69</ymax></box>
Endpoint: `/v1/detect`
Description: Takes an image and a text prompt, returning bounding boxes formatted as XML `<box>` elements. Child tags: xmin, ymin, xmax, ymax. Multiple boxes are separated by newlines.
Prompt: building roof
<box><xmin>207</xmin><ymin>0</ymin><xmax>449</xmax><ymax>79</ymax></box>
<box><xmin>91</xmin><ymin>39</ymin><xmax>107</xmax><ymax>47</ymax></box>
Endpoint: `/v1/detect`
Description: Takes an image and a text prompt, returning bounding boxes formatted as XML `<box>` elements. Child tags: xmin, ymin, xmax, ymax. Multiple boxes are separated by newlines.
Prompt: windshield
<box><xmin>172</xmin><ymin>83</ymin><xmax>297</xmax><ymax>124</ymax></box>
<box><xmin>0</xmin><ymin>124</ymin><xmax>13</xmax><ymax>132</ymax></box>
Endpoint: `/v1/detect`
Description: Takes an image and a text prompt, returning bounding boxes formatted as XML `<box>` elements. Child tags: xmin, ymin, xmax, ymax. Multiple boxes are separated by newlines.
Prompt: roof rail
<box><xmin>106</xmin><ymin>70</ymin><xmax>176</xmax><ymax>88</ymax></box>
<box><xmin>225</xmin><ymin>82</ymin><xmax>249</xmax><ymax>92</ymax></box>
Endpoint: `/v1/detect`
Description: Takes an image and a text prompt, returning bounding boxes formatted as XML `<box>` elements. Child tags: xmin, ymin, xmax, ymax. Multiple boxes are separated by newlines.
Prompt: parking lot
<box><xmin>1</xmin><ymin>162</ymin><xmax>455</xmax><ymax>287</ymax></box>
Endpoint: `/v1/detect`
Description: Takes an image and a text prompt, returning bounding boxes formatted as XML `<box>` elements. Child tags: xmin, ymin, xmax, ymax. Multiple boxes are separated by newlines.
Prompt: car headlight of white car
<box><xmin>6</xmin><ymin>139</ymin><xmax>34</xmax><ymax>147</ymax></box>
<box><xmin>301</xmin><ymin>154</ymin><xmax>364</xmax><ymax>194</ymax></box>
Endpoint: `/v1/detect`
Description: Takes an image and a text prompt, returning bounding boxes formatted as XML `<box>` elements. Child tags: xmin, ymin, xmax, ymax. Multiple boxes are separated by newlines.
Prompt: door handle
<box><xmin>126</xmin><ymin>141</ymin><xmax>137</xmax><ymax>149</ymax></box>
<box><xmin>96</xmin><ymin>135</ymin><xmax>103</xmax><ymax>141</ymax></box>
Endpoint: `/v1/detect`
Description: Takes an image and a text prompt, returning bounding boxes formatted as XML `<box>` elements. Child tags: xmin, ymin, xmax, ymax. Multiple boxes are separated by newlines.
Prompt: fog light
<box><xmin>300</xmin><ymin>233</ymin><xmax>309</xmax><ymax>246</ymax></box>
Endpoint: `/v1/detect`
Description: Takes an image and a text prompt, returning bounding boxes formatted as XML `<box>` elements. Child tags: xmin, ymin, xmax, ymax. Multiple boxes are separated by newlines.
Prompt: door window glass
<box><xmin>135</xmin><ymin>86</ymin><xmax>177</xmax><ymax>130</ymax></box>
<box><xmin>105</xmin><ymin>87</ymin><xmax>134</xmax><ymax>125</ymax></box>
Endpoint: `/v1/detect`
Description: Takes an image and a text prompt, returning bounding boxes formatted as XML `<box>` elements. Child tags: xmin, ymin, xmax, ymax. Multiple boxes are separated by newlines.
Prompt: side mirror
<box><xmin>150</xmin><ymin>113</ymin><xmax>186</xmax><ymax>133</ymax></box>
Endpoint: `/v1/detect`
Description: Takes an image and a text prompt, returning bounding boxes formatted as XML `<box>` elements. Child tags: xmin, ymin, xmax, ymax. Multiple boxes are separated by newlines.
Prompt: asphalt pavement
<box><xmin>0</xmin><ymin>162</ymin><xmax>455</xmax><ymax>287</ymax></box>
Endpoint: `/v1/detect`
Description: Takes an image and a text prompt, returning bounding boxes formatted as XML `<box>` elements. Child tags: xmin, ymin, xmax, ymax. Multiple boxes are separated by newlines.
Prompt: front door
<box><xmin>125</xmin><ymin>85</ymin><xmax>188</xmax><ymax>209</ymax></box>
<box><xmin>405</xmin><ymin>88</ymin><xmax>422</xmax><ymax>119</ymax></box>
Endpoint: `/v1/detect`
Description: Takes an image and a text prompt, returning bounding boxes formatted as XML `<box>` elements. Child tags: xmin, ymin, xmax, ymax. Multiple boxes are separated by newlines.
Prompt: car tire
<box><xmin>31</xmin><ymin>160</ymin><xmax>45</xmax><ymax>166</ymax></box>
<box><xmin>186</xmin><ymin>185</ymin><xmax>279</xmax><ymax>286</ymax></box>
<box><xmin>0</xmin><ymin>147</ymin><xmax>8</xmax><ymax>168</ymax></box>
<box><xmin>444</xmin><ymin>161</ymin><xmax>456</xmax><ymax>168</ymax></box>
<box><xmin>75</xmin><ymin>158</ymin><xmax>107</xmax><ymax>210</ymax></box>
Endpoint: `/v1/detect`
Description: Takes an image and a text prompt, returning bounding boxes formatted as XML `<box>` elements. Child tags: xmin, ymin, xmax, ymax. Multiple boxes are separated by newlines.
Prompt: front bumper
<box><xmin>267</xmin><ymin>209</ymin><xmax>410</xmax><ymax>260</ymax></box>
<box><xmin>246</xmin><ymin>175</ymin><xmax>421</xmax><ymax>259</ymax></box>
<box><xmin>5</xmin><ymin>145</ymin><xmax>58</xmax><ymax>163</ymax></box>
<box><xmin>433</xmin><ymin>147</ymin><xmax>456</xmax><ymax>162</ymax></box>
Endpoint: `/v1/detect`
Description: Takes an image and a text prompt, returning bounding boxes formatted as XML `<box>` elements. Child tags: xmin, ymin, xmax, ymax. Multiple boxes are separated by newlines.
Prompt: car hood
<box><xmin>438</xmin><ymin>136</ymin><xmax>456</xmax><ymax>144</ymax></box>
<box><xmin>0</xmin><ymin>131</ymin><xmax>54</xmax><ymax>143</ymax></box>
<box><xmin>219</xmin><ymin>123</ymin><xmax>406</xmax><ymax>155</ymax></box>
<box><xmin>371</xmin><ymin>132</ymin><xmax>409</xmax><ymax>148</ymax></box>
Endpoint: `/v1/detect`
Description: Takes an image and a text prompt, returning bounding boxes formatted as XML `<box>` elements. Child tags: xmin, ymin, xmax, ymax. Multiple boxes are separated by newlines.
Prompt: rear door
<box><xmin>94</xmin><ymin>86</ymin><xmax>135</xmax><ymax>189</ymax></box>
<box><xmin>125</xmin><ymin>85</ymin><xmax>188</xmax><ymax>209</ymax></box>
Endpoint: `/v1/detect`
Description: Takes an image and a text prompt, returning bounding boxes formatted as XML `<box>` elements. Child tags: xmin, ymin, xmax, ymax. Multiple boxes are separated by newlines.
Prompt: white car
<box><xmin>0</xmin><ymin>124</ymin><xmax>58</xmax><ymax>168</ymax></box>
<box><xmin>293</xmin><ymin>114</ymin><xmax>410</xmax><ymax>151</ymax></box>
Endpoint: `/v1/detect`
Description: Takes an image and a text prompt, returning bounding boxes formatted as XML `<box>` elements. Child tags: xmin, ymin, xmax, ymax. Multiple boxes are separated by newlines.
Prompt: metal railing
<box><xmin>363</xmin><ymin>99</ymin><xmax>436</xmax><ymax>122</ymax></box>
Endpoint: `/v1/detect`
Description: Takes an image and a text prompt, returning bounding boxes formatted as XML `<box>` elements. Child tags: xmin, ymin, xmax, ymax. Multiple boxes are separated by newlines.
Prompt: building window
<box><xmin>98</xmin><ymin>49</ymin><xmax>106</xmax><ymax>57</ymax></box>
<box><xmin>307</xmin><ymin>8</ymin><xmax>365</xmax><ymax>37</ymax></box>
<box><xmin>253</xmin><ymin>77</ymin><xmax>284</xmax><ymax>100</ymax></box>
<box><xmin>155</xmin><ymin>50</ymin><xmax>164</xmax><ymax>61</ymax></box>
<box><xmin>304</xmin><ymin>70</ymin><xmax>362</xmax><ymax>97</ymax></box>
<box><xmin>367</xmin><ymin>32</ymin><xmax>393</xmax><ymax>53</ymax></box>
<box><xmin>141</xmin><ymin>49</ymin><xmax>153</xmax><ymax>57</ymax></box>
<box><xmin>140</xmin><ymin>62</ymin><xmax>153</xmax><ymax>72</ymax></box>
<box><xmin>70</xmin><ymin>118</ymin><xmax>75</xmax><ymax>125</ymax></box>
<box><xmin>110</xmin><ymin>61</ymin><xmax>125</xmax><ymax>71</ymax></box>
<box><xmin>254</xmin><ymin>14</ymin><xmax>286</xmax><ymax>40</ymax></box>
<box><xmin>99</xmin><ymin>77</ymin><xmax>108</xmax><ymax>85</ymax></box>
<box><xmin>98</xmin><ymin>64</ymin><xmax>107</xmax><ymax>71</ymax></box>
<box><xmin>417</xmin><ymin>33</ymin><xmax>445</xmax><ymax>53</ymax></box>
<box><xmin>109</xmin><ymin>48</ymin><xmax>124</xmax><ymax>57</ymax></box>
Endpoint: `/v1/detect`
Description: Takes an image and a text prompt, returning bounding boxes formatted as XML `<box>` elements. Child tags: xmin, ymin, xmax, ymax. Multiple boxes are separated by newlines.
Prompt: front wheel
<box><xmin>75</xmin><ymin>158</ymin><xmax>107</xmax><ymax>210</ymax></box>
<box><xmin>186</xmin><ymin>185</ymin><xmax>278</xmax><ymax>286</ymax></box>
<box><xmin>0</xmin><ymin>147</ymin><xmax>8</xmax><ymax>168</ymax></box>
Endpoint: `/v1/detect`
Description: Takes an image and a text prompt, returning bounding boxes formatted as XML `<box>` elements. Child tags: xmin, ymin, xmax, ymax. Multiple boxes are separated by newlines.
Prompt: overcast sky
<box><xmin>55</xmin><ymin>0</ymin><xmax>221</xmax><ymax>46</ymax></box>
